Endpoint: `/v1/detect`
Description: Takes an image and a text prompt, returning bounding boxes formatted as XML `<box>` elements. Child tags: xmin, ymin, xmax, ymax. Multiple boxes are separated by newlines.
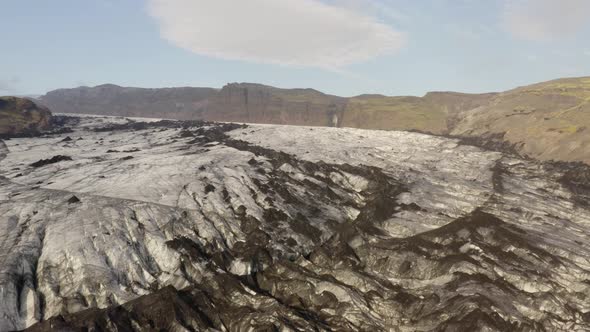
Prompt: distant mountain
<box><xmin>0</xmin><ymin>96</ymin><xmax>52</xmax><ymax>136</ymax></box>
<box><xmin>39</xmin><ymin>76</ymin><xmax>590</xmax><ymax>163</ymax></box>
<box><xmin>40</xmin><ymin>84</ymin><xmax>217</xmax><ymax>120</ymax></box>
<box><xmin>203</xmin><ymin>83</ymin><xmax>349</xmax><ymax>127</ymax></box>
<box><xmin>39</xmin><ymin>83</ymin><xmax>492</xmax><ymax>134</ymax></box>
<box><xmin>205</xmin><ymin>84</ymin><xmax>494</xmax><ymax>134</ymax></box>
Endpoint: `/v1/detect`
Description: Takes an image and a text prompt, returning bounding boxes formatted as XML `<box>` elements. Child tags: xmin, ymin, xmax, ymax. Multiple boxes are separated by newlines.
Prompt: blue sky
<box><xmin>1</xmin><ymin>0</ymin><xmax>589</xmax><ymax>96</ymax></box>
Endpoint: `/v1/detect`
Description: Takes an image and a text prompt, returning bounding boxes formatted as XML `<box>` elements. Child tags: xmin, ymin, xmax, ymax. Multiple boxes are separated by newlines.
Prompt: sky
<box><xmin>0</xmin><ymin>0</ymin><xmax>589</xmax><ymax>97</ymax></box>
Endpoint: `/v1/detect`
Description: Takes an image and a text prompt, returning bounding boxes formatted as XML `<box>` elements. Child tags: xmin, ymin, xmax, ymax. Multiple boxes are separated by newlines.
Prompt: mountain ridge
<box><xmin>38</xmin><ymin>81</ymin><xmax>493</xmax><ymax>132</ymax></box>
<box><xmin>37</xmin><ymin>76</ymin><xmax>590</xmax><ymax>163</ymax></box>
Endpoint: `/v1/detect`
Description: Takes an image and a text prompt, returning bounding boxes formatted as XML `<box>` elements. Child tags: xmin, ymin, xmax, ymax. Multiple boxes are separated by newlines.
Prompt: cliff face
<box><xmin>41</xmin><ymin>84</ymin><xmax>217</xmax><ymax>120</ymax></box>
<box><xmin>40</xmin><ymin>83</ymin><xmax>491</xmax><ymax>133</ymax></box>
<box><xmin>0</xmin><ymin>97</ymin><xmax>52</xmax><ymax>135</ymax></box>
<box><xmin>160</xmin><ymin>83</ymin><xmax>493</xmax><ymax>133</ymax></box>
<box><xmin>203</xmin><ymin>83</ymin><xmax>347</xmax><ymax>126</ymax></box>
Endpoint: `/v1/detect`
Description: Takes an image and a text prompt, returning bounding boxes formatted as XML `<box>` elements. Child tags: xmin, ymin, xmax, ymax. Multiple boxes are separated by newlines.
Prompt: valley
<box><xmin>37</xmin><ymin>76</ymin><xmax>590</xmax><ymax>164</ymax></box>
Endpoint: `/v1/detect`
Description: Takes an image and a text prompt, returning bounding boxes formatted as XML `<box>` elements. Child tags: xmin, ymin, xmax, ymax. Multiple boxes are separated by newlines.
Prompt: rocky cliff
<box><xmin>40</xmin><ymin>83</ymin><xmax>491</xmax><ymax>133</ymax></box>
<box><xmin>203</xmin><ymin>83</ymin><xmax>348</xmax><ymax>127</ymax></box>
<box><xmin>41</xmin><ymin>84</ymin><xmax>217</xmax><ymax>120</ymax></box>
<box><xmin>0</xmin><ymin>97</ymin><xmax>52</xmax><ymax>136</ymax></box>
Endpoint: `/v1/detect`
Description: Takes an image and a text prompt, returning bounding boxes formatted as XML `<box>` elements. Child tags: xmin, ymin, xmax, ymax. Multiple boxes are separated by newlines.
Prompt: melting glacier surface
<box><xmin>0</xmin><ymin>116</ymin><xmax>589</xmax><ymax>331</ymax></box>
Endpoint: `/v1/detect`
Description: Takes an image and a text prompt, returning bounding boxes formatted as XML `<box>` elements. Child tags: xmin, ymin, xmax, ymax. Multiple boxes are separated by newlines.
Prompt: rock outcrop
<box><xmin>1</xmin><ymin>115</ymin><xmax>590</xmax><ymax>331</ymax></box>
<box><xmin>0</xmin><ymin>97</ymin><xmax>52</xmax><ymax>136</ymax></box>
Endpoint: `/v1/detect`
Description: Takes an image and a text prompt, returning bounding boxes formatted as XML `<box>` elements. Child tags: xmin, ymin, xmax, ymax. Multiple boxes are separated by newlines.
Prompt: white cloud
<box><xmin>328</xmin><ymin>0</ymin><xmax>409</xmax><ymax>23</ymax></box>
<box><xmin>147</xmin><ymin>0</ymin><xmax>405</xmax><ymax>69</ymax></box>
<box><xmin>584</xmin><ymin>50</ymin><xmax>590</xmax><ymax>56</ymax></box>
<box><xmin>503</xmin><ymin>0</ymin><xmax>590</xmax><ymax>41</ymax></box>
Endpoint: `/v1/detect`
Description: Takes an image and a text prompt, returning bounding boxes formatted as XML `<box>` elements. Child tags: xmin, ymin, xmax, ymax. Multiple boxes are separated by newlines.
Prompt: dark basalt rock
<box><xmin>432</xmin><ymin>131</ymin><xmax>528</xmax><ymax>159</ymax></box>
<box><xmin>67</xmin><ymin>196</ymin><xmax>81</xmax><ymax>204</ymax></box>
<box><xmin>92</xmin><ymin>119</ymin><xmax>207</xmax><ymax>132</ymax></box>
<box><xmin>178</xmin><ymin>129</ymin><xmax>195</xmax><ymax>138</ymax></box>
<box><xmin>107</xmin><ymin>148</ymin><xmax>139</xmax><ymax>154</ymax></box>
<box><xmin>51</xmin><ymin>115</ymin><xmax>80</xmax><ymax>128</ymax></box>
<box><xmin>30</xmin><ymin>155</ymin><xmax>72</xmax><ymax>168</ymax></box>
<box><xmin>546</xmin><ymin>161</ymin><xmax>590</xmax><ymax>207</ymax></box>
<box><xmin>204</xmin><ymin>184</ymin><xmax>216</xmax><ymax>194</ymax></box>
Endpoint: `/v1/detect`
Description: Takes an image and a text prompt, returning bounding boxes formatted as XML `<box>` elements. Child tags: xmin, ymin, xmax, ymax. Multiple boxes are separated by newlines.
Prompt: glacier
<box><xmin>0</xmin><ymin>115</ymin><xmax>589</xmax><ymax>331</ymax></box>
